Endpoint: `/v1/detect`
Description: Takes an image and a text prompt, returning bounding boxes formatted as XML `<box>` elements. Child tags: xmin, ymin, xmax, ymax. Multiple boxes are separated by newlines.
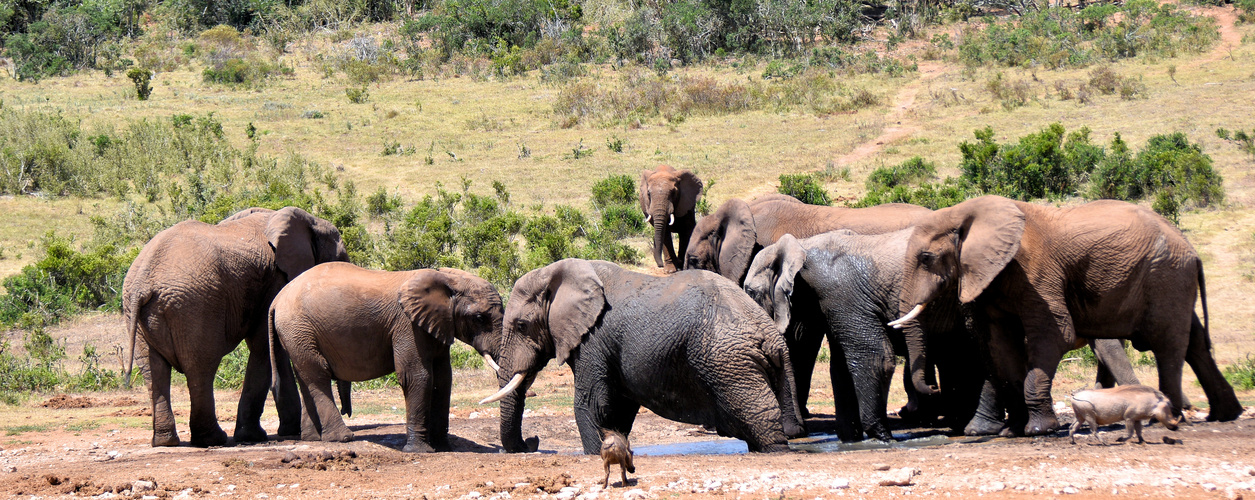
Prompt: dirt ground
<box><xmin>4</xmin><ymin>374</ymin><xmax>1255</xmax><ymax>500</ymax></box>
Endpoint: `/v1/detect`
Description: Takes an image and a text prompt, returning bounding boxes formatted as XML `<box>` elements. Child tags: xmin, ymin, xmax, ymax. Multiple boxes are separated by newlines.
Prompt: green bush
<box><xmin>959</xmin><ymin>124</ymin><xmax>1101</xmax><ymax>201</ymax></box>
<box><xmin>1217</xmin><ymin>128</ymin><xmax>1255</xmax><ymax>158</ymax></box>
<box><xmin>1224</xmin><ymin>354</ymin><xmax>1255</xmax><ymax>390</ymax></box>
<box><xmin>778</xmin><ymin>173</ymin><xmax>830</xmax><ymax>206</ymax></box>
<box><xmin>0</xmin><ymin>233</ymin><xmax>137</xmax><ymax>330</ymax></box>
<box><xmin>126</xmin><ymin>68</ymin><xmax>154</xmax><ymax>100</ymax></box>
<box><xmin>866</xmin><ymin>156</ymin><xmax>937</xmax><ymax>190</ymax></box>
<box><xmin>346</xmin><ymin>86</ymin><xmax>369</xmax><ymax>103</ymax></box>
<box><xmin>590</xmin><ymin>175</ymin><xmax>637</xmax><ymax>208</ymax></box>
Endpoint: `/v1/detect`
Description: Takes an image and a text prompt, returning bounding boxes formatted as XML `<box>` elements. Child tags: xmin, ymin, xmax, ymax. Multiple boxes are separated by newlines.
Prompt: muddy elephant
<box><xmin>893</xmin><ymin>195</ymin><xmax>1242</xmax><ymax>436</ymax></box>
<box><xmin>745</xmin><ymin>230</ymin><xmax>984</xmax><ymax>441</ymax></box>
<box><xmin>122</xmin><ymin>207</ymin><xmax>348</xmax><ymax>447</ymax></box>
<box><xmin>269</xmin><ymin>263</ymin><xmax>503</xmax><ymax>452</ymax></box>
<box><xmin>639</xmin><ymin>165</ymin><xmax>703</xmax><ymax>272</ymax></box>
<box><xmin>684</xmin><ymin>196</ymin><xmax>931</xmax><ymax>286</ymax></box>
<box><xmin>481</xmin><ymin>259</ymin><xmax>805</xmax><ymax>454</ymax></box>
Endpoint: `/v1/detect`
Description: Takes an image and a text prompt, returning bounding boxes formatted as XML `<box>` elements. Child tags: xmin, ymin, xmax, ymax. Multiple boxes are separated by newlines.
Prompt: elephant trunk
<box><xmin>497</xmin><ymin>371</ymin><xmax>539</xmax><ymax>453</ymax></box>
<box><xmin>652</xmin><ymin>207</ymin><xmax>670</xmax><ymax>269</ymax></box>
<box><xmin>904</xmin><ymin>323</ymin><xmax>939</xmax><ymax>396</ymax></box>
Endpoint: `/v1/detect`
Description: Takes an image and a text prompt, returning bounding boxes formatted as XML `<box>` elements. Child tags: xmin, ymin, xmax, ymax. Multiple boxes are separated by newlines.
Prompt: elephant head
<box><xmin>398</xmin><ymin>267</ymin><xmax>505</xmax><ymax>368</ymax></box>
<box><xmin>685</xmin><ymin>198</ymin><xmax>758</xmax><ymax>284</ymax></box>
<box><xmin>892</xmin><ymin>196</ymin><xmax>1025</xmax><ymax>326</ymax></box>
<box><xmin>264</xmin><ymin>207</ymin><xmax>350</xmax><ymax>280</ymax></box>
<box><xmin>639</xmin><ymin>165</ymin><xmax>702</xmax><ymax>270</ymax></box>
<box><xmin>481</xmin><ymin>259</ymin><xmax>606</xmax><ymax>452</ymax></box>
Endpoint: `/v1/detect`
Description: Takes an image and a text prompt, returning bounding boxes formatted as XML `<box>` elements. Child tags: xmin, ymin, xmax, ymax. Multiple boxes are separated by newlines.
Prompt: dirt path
<box><xmin>1187</xmin><ymin>5</ymin><xmax>1242</xmax><ymax>67</ymax></box>
<box><xmin>832</xmin><ymin>61</ymin><xmax>946</xmax><ymax>168</ymax></box>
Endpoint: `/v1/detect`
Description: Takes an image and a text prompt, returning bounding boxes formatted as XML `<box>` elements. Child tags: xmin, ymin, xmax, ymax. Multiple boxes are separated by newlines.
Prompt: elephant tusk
<box><xmin>669</xmin><ymin>213</ymin><xmax>675</xmax><ymax>226</ymax></box>
<box><xmin>644</xmin><ymin>214</ymin><xmax>651</xmax><ymax>224</ymax></box>
<box><xmin>480</xmin><ymin>373</ymin><xmax>525</xmax><ymax>405</ymax></box>
<box><xmin>888</xmin><ymin>304</ymin><xmax>926</xmax><ymax>329</ymax></box>
<box><xmin>482</xmin><ymin>354</ymin><xmax>501</xmax><ymax>372</ymax></box>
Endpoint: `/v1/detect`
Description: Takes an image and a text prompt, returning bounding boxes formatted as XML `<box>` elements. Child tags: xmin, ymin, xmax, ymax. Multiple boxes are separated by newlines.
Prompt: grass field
<box><xmin>1</xmin><ymin>3</ymin><xmax>1254</xmax><ymax>407</ymax></box>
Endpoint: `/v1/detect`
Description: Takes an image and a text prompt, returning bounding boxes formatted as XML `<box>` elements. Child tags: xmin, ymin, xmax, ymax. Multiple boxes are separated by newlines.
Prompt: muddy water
<box><xmin>634</xmin><ymin>432</ymin><xmax>983</xmax><ymax>456</ymax></box>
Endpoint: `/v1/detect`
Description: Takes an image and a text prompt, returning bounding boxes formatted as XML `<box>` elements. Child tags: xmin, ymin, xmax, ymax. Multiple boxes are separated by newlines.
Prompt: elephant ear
<box><xmin>674</xmin><ymin>170</ymin><xmax>703</xmax><ymax>216</ymax></box>
<box><xmin>546</xmin><ymin>259</ymin><xmax>606</xmax><ymax>365</ymax></box>
<box><xmin>638</xmin><ymin>169</ymin><xmax>654</xmax><ymax>214</ymax></box>
<box><xmin>954</xmin><ymin>196</ymin><xmax>1026</xmax><ymax>303</ymax></box>
<box><xmin>748</xmin><ymin>234</ymin><xmax>806</xmax><ymax>333</ymax></box>
<box><xmin>716</xmin><ymin>199</ymin><xmax>758</xmax><ymax>284</ymax></box>
<box><xmin>398</xmin><ymin>270</ymin><xmax>456</xmax><ymax>346</ymax></box>
<box><xmin>265</xmin><ymin>207</ymin><xmax>318</xmax><ymax>281</ymax></box>
<box><xmin>220</xmin><ymin>207</ymin><xmax>274</xmax><ymax>224</ymax></box>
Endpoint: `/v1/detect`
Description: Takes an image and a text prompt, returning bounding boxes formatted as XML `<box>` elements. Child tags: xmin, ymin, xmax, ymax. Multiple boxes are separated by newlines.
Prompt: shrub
<box><xmin>127</xmin><ymin>68</ymin><xmax>154</xmax><ymax>100</ymax></box>
<box><xmin>1224</xmin><ymin>354</ymin><xmax>1255</xmax><ymax>390</ymax></box>
<box><xmin>346</xmin><ymin>86</ymin><xmax>369</xmax><ymax>103</ymax></box>
<box><xmin>1217</xmin><ymin>128</ymin><xmax>1255</xmax><ymax>158</ymax></box>
<box><xmin>959</xmin><ymin>124</ymin><xmax>1101</xmax><ymax>201</ymax></box>
<box><xmin>866</xmin><ymin>157</ymin><xmax>938</xmax><ymax>190</ymax></box>
<box><xmin>0</xmin><ymin>233</ymin><xmax>137</xmax><ymax>330</ymax></box>
<box><xmin>590</xmin><ymin>175</ymin><xmax>637</xmax><ymax>207</ymax></box>
<box><xmin>778</xmin><ymin>173</ymin><xmax>831</xmax><ymax>205</ymax></box>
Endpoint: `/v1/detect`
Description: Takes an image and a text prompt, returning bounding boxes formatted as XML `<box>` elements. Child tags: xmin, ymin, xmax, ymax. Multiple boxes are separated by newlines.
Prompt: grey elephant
<box><xmin>893</xmin><ymin>195</ymin><xmax>1242</xmax><ymax>436</ymax></box>
<box><xmin>639</xmin><ymin>165</ymin><xmax>702</xmax><ymax>272</ymax></box>
<box><xmin>480</xmin><ymin>259</ymin><xmax>805</xmax><ymax>454</ymax></box>
<box><xmin>123</xmin><ymin>207</ymin><xmax>348</xmax><ymax>447</ymax></box>
<box><xmin>745</xmin><ymin>230</ymin><xmax>984</xmax><ymax>441</ymax></box>
<box><xmin>269</xmin><ymin>262</ymin><xmax>503</xmax><ymax>452</ymax></box>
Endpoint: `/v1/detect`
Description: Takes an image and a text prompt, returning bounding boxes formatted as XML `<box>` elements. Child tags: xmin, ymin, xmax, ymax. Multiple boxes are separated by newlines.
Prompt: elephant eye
<box><xmin>919</xmin><ymin>252</ymin><xmax>937</xmax><ymax>265</ymax></box>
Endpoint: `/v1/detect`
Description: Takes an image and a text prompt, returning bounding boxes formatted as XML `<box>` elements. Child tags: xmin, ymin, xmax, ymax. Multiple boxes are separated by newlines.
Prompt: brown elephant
<box><xmin>269</xmin><ymin>263</ymin><xmax>503</xmax><ymax>452</ymax></box>
<box><xmin>893</xmin><ymin>195</ymin><xmax>1242</xmax><ymax>436</ymax></box>
<box><xmin>684</xmin><ymin>196</ymin><xmax>931</xmax><ymax>285</ymax></box>
<box><xmin>123</xmin><ymin>207</ymin><xmax>348</xmax><ymax>447</ymax></box>
<box><xmin>639</xmin><ymin>165</ymin><xmax>703</xmax><ymax>272</ymax></box>
<box><xmin>481</xmin><ymin>259</ymin><xmax>805</xmax><ymax>454</ymax></box>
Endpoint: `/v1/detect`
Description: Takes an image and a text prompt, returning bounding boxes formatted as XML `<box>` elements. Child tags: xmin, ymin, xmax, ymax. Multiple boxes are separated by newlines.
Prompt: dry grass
<box><xmin>0</xmin><ymin>10</ymin><xmax>1253</xmax><ymax>408</ymax></box>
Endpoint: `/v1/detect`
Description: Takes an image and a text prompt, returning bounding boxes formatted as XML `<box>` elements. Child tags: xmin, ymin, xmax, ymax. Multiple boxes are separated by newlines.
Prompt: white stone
<box><xmin>623</xmin><ymin>488</ymin><xmax>648</xmax><ymax>500</ymax></box>
<box><xmin>1062</xmin><ymin>487</ymin><xmax>1079</xmax><ymax>494</ymax></box>
<box><xmin>878</xmin><ymin>468</ymin><xmax>919</xmax><ymax>487</ymax></box>
<box><xmin>829</xmin><ymin>478</ymin><xmax>850</xmax><ymax>490</ymax></box>
<box><xmin>980</xmin><ymin>482</ymin><xmax>1005</xmax><ymax>493</ymax></box>
<box><xmin>704</xmin><ymin>480</ymin><xmax>722</xmax><ymax>490</ymax></box>
<box><xmin>466</xmin><ymin>492</ymin><xmax>483</xmax><ymax>499</ymax></box>
<box><xmin>1204</xmin><ymin>484</ymin><xmax>1219</xmax><ymax>492</ymax></box>
<box><xmin>173</xmin><ymin>488</ymin><xmax>194</xmax><ymax>500</ymax></box>
<box><xmin>132</xmin><ymin>480</ymin><xmax>156</xmax><ymax>492</ymax></box>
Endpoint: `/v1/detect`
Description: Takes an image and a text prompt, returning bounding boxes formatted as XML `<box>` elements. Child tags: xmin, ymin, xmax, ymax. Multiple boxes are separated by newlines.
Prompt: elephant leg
<box><xmin>293</xmin><ymin>372</ymin><xmax>320</xmax><ymax>441</ymax></box>
<box><xmin>1092</xmin><ymin>339</ymin><xmax>1139</xmax><ymax>388</ymax></box>
<box><xmin>706</xmin><ymin>373</ymin><xmax>789</xmax><ymax>453</ymax></box>
<box><xmin>661</xmin><ymin>228</ymin><xmax>680</xmax><ymax>273</ymax></box>
<box><xmin>826</xmin><ymin>340</ymin><xmax>863</xmax><ymax>442</ymax></box>
<box><xmin>837</xmin><ymin>324</ymin><xmax>896</xmax><ymax>441</ymax></box>
<box><xmin>398</xmin><ymin>355</ymin><xmax>435</xmax><ymax>453</ymax></box>
<box><xmin>271</xmin><ymin>338</ymin><xmax>301</xmax><ymax>438</ymax></box>
<box><xmin>426</xmin><ymin>352</ymin><xmax>453</xmax><ymax>451</ymax></box>
<box><xmin>1021</xmin><ymin>340</ymin><xmax>1066</xmax><ymax>436</ymax></box>
<box><xmin>1184</xmin><ymin>314</ymin><xmax>1242</xmax><ymax>421</ymax></box>
<box><xmin>234</xmin><ymin>333</ymin><xmax>271</xmax><ymax>443</ymax></box>
<box><xmin>674</xmin><ymin>215</ymin><xmax>696</xmax><ymax>269</ymax></box>
<box><xmin>148</xmin><ymin>349</ymin><xmax>179</xmax><ymax>447</ymax></box>
<box><xmin>573</xmin><ymin>365</ymin><xmax>639</xmax><ymax>455</ymax></box>
<box><xmin>785</xmin><ymin>320</ymin><xmax>823</xmax><ymax>419</ymax></box>
<box><xmin>293</xmin><ymin>354</ymin><xmax>351</xmax><ymax>443</ymax></box>
<box><xmin>185</xmin><ymin>365</ymin><xmax>229</xmax><ymax>447</ymax></box>
<box><xmin>964</xmin><ymin>379</ymin><xmax>1008</xmax><ymax>436</ymax></box>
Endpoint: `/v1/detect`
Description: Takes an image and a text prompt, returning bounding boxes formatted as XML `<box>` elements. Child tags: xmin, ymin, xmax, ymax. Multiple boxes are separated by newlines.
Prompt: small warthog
<box><xmin>1069</xmin><ymin>385</ymin><xmax>1180</xmax><ymax>445</ymax></box>
<box><xmin>600</xmin><ymin>429</ymin><xmax>635</xmax><ymax>488</ymax></box>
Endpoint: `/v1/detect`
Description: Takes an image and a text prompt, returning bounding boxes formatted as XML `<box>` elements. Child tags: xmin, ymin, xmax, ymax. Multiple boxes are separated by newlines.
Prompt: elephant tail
<box><xmin>268</xmin><ymin>305</ymin><xmax>281</xmax><ymax>397</ymax></box>
<box><xmin>1196</xmin><ymin>258</ymin><xmax>1211</xmax><ymax>352</ymax></box>
<box><xmin>122</xmin><ymin>289</ymin><xmax>151</xmax><ymax>389</ymax></box>
<box><xmin>765</xmin><ymin>334</ymin><xmax>806</xmax><ymax>439</ymax></box>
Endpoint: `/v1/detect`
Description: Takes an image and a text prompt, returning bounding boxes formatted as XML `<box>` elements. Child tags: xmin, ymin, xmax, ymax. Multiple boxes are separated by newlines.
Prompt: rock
<box><xmin>877</xmin><ymin>468</ymin><xmax>918</xmax><ymax>487</ymax></box>
<box><xmin>623</xmin><ymin>488</ymin><xmax>648</xmax><ymax>500</ymax></box>
<box><xmin>555</xmin><ymin>486</ymin><xmax>580</xmax><ymax>499</ymax></box>
<box><xmin>281</xmin><ymin>452</ymin><xmax>298</xmax><ymax>463</ymax></box>
<box><xmin>339</xmin><ymin>450</ymin><xmax>356</xmax><ymax>459</ymax></box>
<box><xmin>2</xmin><ymin>466</ymin><xmax>15</xmax><ymax>473</ymax></box>
<box><xmin>1062</xmin><ymin>486</ymin><xmax>1079</xmax><ymax>494</ymax></box>
<box><xmin>318</xmin><ymin>450</ymin><xmax>335</xmax><ymax>462</ymax></box>
<box><xmin>703</xmin><ymin>480</ymin><xmax>722</xmax><ymax>490</ymax></box>
<box><xmin>1163</xmin><ymin>436</ymin><xmax>1181</xmax><ymax>445</ymax></box>
<box><xmin>980</xmin><ymin>482</ymin><xmax>1005</xmax><ymax>493</ymax></box>
<box><xmin>873</xmin><ymin>463</ymin><xmax>891</xmax><ymax>471</ymax></box>
<box><xmin>829</xmin><ymin>478</ymin><xmax>850</xmax><ymax>490</ymax></box>
<box><xmin>172</xmin><ymin>488</ymin><xmax>194</xmax><ymax>500</ymax></box>
<box><xmin>1203</xmin><ymin>484</ymin><xmax>1218</xmax><ymax>492</ymax></box>
<box><xmin>465</xmin><ymin>492</ymin><xmax>482</xmax><ymax>499</ymax></box>
<box><xmin>132</xmin><ymin>480</ymin><xmax>156</xmax><ymax>492</ymax></box>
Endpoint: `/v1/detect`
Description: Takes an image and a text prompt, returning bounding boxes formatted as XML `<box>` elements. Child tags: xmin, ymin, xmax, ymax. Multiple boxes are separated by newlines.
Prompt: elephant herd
<box><xmin>119</xmin><ymin>167</ymin><xmax>1243</xmax><ymax>455</ymax></box>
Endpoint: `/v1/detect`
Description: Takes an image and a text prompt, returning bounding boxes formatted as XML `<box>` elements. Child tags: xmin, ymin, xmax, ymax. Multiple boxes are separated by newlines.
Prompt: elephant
<box><xmin>684</xmin><ymin>196</ymin><xmax>932</xmax><ymax>416</ymax></box>
<box><xmin>269</xmin><ymin>262</ymin><xmax>503</xmax><ymax>452</ymax></box>
<box><xmin>892</xmin><ymin>195</ymin><xmax>1242</xmax><ymax>437</ymax></box>
<box><xmin>639</xmin><ymin>165</ymin><xmax>703</xmax><ymax>272</ymax></box>
<box><xmin>481</xmin><ymin>259</ymin><xmax>806</xmax><ymax>454</ymax></box>
<box><xmin>122</xmin><ymin>206</ymin><xmax>348</xmax><ymax>447</ymax></box>
<box><xmin>744</xmin><ymin>230</ymin><xmax>985</xmax><ymax>441</ymax></box>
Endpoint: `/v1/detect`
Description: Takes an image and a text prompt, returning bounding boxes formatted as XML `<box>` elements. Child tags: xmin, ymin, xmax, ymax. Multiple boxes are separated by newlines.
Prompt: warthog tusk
<box><xmin>480</xmin><ymin>373</ymin><xmax>525</xmax><ymax>405</ymax></box>
<box><xmin>888</xmin><ymin>304</ymin><xmax>926</xmax><ymax>329</ymax></box>
<box><xmin>482</xmin><ymin>354</ymin><xmax>501</xmax><ymax>372</ymax></box>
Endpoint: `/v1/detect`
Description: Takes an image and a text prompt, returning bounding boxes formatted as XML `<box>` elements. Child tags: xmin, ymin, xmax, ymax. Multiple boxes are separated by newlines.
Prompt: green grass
<box><xmin>5</xmin><ymin>423</ymin><xmax>52</xmax><ymax>435</ymax></box>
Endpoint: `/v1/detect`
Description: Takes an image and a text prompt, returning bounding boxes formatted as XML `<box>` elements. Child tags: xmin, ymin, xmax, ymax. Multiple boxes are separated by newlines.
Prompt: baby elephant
<box><xmin>601</xmin><ymin>429</ymin><xmax>635</xmax><ymax>488</ymax></box>
<box><xmin>1069</xmin><ymin>385</ymin><xmax>1180</xmax><ymax>445</ymax></box>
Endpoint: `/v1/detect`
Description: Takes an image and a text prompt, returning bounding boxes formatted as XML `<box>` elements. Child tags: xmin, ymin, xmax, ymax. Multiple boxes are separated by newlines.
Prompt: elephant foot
<box><xmin>753</xmin><ymin>442</ymin><xmax>792</xmax><ymax>453</ymax></box>
<box><xmin>1023</xmin><ymin>413</ymin><xmax>1060</xmax><ymax>436</ymax></box>
<box><xmin>897</xmin><ymin>403</ymin><xmax>941</xmax><ymax>426</ymax></box>
<box><xmin>276</xmin><ymin>423</ymin><xmax>301</xmax><ymax>438</ymax></box>
<box><xmin>782</xmin><ymin>418</ymin><xmax>806</xmax><ymax>439</ymax></box>
<box><xmin>301</xmin><ymin>430</ymin><xmax>322</xmax><ymax>442</ymax></box>
<box><xmin>233</xmin><ymin>424</ymin><xmax>268</xmax><ymax>444</ymax></box>
<box><xmin>1206</xmin><ymin>402</ymin><xmax>1243</xmax><ymax>422</ymax></box>
<box><xmin>403</xmin><ymin>441</ymin><xmax>436</xmax><ymax>453</ymax></box>
<box><xmin>866</xmin><ymin>428</ymin><xmax>894</xmax><ymax>442</ymax></box>
<box><xmin>322</xmin><ymin>428</ymin><xmax>354</xmax><ymax>443</ymax></box>
<box><xmin>152</xmin><ymin>432</ymin><xmax>180</xmax><ymax>447</ymax></box>
<box><xmin>190</xmin><ymin>427</ymin><xmax>230</xmax><ymax>448</ymax></box>
<box><xmin>964</xmin><ymin>415</ymin><xmax>1007</xmax><ymax>436</ymax></box>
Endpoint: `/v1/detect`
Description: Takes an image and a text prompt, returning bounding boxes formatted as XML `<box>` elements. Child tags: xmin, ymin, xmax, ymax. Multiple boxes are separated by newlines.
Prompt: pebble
<box><xmin>622</xmin><ymin>488</ymin><xmax>648</xmax><ymax>500</ymax></box>
<box><xmin>2</xmin><ymin>466</ymin><xmax>15</xmax><ymax>473</ymax></box>
<box><xmin>1204</xmin><ymin>483</ymin><xmax>1218</xmax><ymax>492</ymax></box>
<box><xmin>173</xmin><ymin>488</ymin><xmax>194</xmax><ymax>500</ymax></box>
<box><xmin>132</xmin><ymin>480</ymin><xmax>156</xmax><ymax>492</ymax></box>
<box><xmin>878</xmin><ymin>468</ymin><xmax>918</xmax><ymax>487</ymax></box>
<box><xmin>281</xmin><ymin>452</ymin><xmax>298</xmax><ymax>463</ymax></box>
<box><xmin>829</xmin><ymin>478</ymin><xmax>850</xmax><ymax>490</ymax></box>
<box><xmin>980</xmin><ymin>482</ymin><xmax>1005</xmax><ymax>493</ymax></box>
<box><xmin>1062</xmin><ymin>486</ymin><xmax>1079</xmax><ymax>494</ymax></box>
<box><xmin>873</xmin><ymin>463</ymin><xmax>891</xmax><ymax>471</ymax></box>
